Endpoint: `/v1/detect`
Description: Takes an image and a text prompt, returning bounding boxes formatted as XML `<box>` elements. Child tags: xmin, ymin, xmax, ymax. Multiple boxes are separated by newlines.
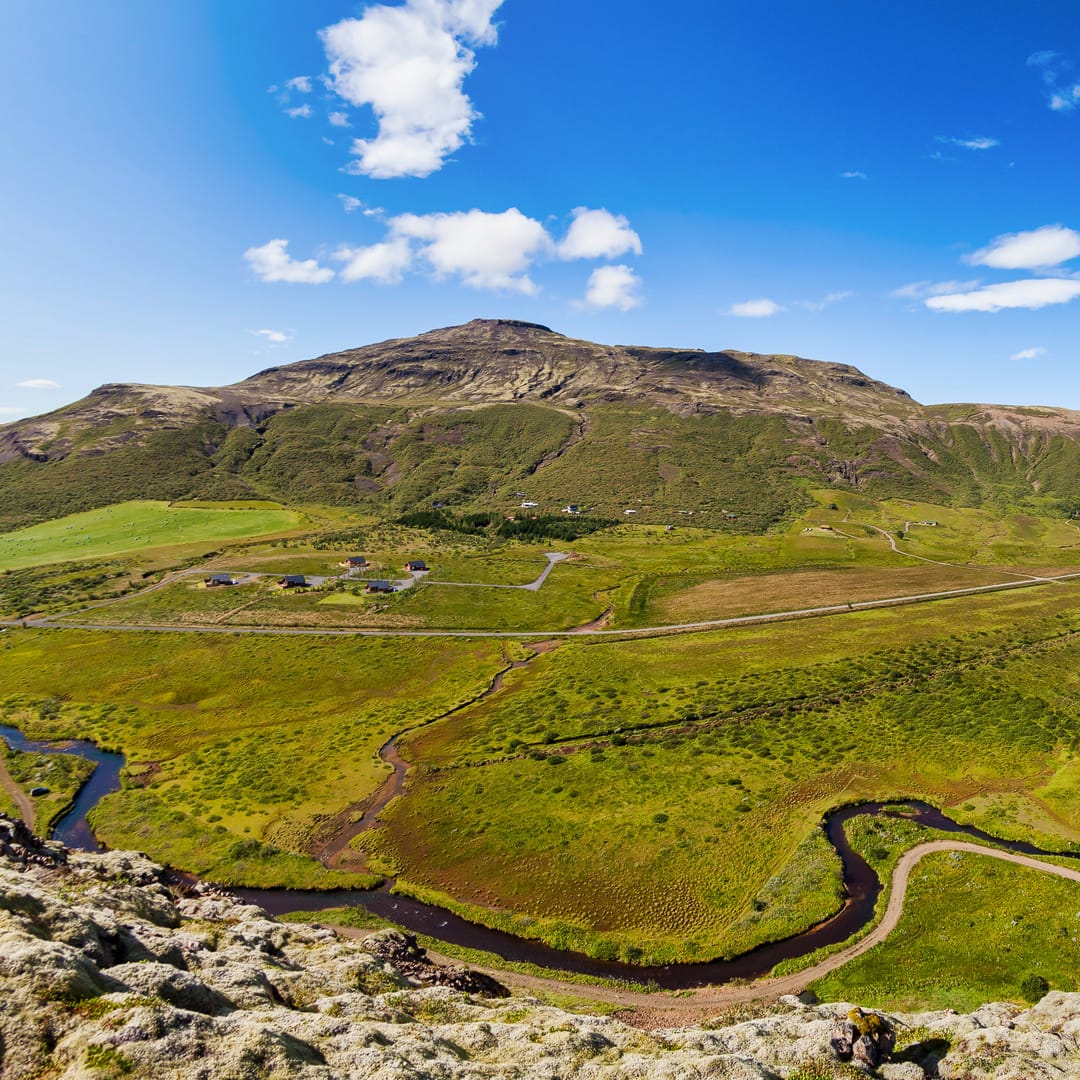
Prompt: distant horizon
<box><xmin>2</xmin><ymin>1</ymin><xmax>1078</xmax><ymax>416</ymax></box>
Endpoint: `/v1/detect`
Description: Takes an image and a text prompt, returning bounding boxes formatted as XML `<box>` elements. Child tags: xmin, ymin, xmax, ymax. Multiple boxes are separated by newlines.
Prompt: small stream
<box><xmin>4</xmin><ymin>723</ymin><xmax>1080</xmax><ymax>989</ymax></box>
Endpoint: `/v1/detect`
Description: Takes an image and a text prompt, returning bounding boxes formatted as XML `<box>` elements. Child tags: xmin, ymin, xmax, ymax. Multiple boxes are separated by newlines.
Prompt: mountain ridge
<box><xmin>2</xmin><ymin>319</ymin><xmax>1080</xmax><ymax>531</ymax></box>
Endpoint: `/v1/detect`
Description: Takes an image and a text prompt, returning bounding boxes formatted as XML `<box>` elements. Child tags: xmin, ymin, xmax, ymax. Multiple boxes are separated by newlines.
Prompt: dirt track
<box><xmin>0</xmin><ymin>753</ymin><xmax>34</xmax><ymax>830</ymax></box>
<box><xmin>339</xmin><ymin>840</ymin><xmax>1080</xmax><ymax>1028</ymax></box>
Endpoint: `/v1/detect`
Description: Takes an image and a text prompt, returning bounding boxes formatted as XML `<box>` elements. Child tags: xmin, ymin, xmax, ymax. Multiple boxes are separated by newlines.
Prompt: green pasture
<box><xmin>0</xmin><ymin>741</ymin><xmax>95</xmax><ymax>836</ymax></box>
<box><xmin>0</xmin><ymin>628</ymin><xmax>507</xmax><ymax>886</ymax></box>
<box><xmin>0</xmin><ymin>500</ymin><xmax>305</xmax><ymax>571</ymax></box>
<box><xmin>375</xmin><ymin>585</ymin><xmax>1080</xmax><ymax>963</ymax></box>
<box><xmin>812</xmin><ymin>851</ymin><xmax>1080</xmax><ymax>1010</ymax></box>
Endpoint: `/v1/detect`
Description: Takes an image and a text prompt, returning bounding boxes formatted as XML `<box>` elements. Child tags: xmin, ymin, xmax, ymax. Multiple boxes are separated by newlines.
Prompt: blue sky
<box><xmin>1</xmin><ymin>1</ymin><xmax>1079</xmax><ymax>420</ymax></box>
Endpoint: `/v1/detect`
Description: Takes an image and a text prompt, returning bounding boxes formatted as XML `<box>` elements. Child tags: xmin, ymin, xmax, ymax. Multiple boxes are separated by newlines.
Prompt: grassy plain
<box><xmin>0</xmin><ymin>741</ymin><xmax>96</xmax><ymax>836</ymax></box>
<box><xmin>811</xmin><ymin>852</ymin><xmax>1080</xmax><ymax>1010</ymax></box>
<box><xmin>365</xmin><ymin>583</ymin><xmax>1080</xmax><ymax>963</ymax></box>
<box><xmin>0</xmin><ymin>500</ymin><xmax>305</xmax><ymax>572</ymax></box>
<box><xmin>0</xmin><ymin>628</ymin><xmax>507</xmax><ymax>886</ymax></box>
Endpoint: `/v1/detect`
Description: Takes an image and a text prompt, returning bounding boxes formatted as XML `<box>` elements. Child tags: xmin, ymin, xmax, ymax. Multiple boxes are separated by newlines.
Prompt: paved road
<box><xmin>14</xmin><ymin>568</ymin><xmax>1080</xmax><ymax>640</ymax></box>
<box><xmin>372</xmin><ymin>840</ymin><xmax>1080</xmax><ymax>1027</ymax></box>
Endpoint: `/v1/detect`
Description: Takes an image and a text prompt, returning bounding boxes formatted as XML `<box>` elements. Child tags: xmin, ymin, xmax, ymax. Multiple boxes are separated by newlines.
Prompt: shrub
<box><xmin>1021</xmin><ymin>973</ymin><xmax>1050</xmax><ymax>1002</ymax></box>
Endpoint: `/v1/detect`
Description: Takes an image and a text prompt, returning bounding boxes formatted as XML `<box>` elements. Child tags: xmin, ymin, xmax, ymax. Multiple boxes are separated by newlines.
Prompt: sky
<box><xmin>1</xmin><ymin>0</ymin><xmax>1079</xmax><ymax>420</ymax></box>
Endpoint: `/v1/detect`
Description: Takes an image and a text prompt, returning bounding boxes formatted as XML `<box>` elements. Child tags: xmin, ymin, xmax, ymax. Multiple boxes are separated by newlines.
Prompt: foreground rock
<box><xmin>2</xmin><ymin>818</ymin><xmax>1080</xmax><ymax>1078</ymax></box>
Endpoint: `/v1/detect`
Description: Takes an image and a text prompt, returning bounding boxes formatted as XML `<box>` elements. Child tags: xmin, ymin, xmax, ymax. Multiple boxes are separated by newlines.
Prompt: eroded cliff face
<box><xmin>1</xmin><ymin>815</ymin><xmax>1078</xmax><ymax>1079</ymax></box>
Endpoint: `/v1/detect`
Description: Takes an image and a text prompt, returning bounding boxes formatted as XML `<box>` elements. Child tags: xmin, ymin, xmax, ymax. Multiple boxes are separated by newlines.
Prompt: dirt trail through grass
<box><xmin>0</xmin><ymin>754</ymin><xmax>34</xmax><ymax>830</ymax></box>
<box><xmin>334</xmin><ymin>841</ymin><xmax>1080</xmax><ymax>1028</ymax></box>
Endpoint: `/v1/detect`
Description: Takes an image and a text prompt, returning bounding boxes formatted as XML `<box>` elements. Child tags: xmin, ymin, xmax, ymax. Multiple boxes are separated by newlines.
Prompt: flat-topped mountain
<box><xmin>2</xmin><ymin>319</ymin><xmax>1079</xmax><ymax>530</ymax></box>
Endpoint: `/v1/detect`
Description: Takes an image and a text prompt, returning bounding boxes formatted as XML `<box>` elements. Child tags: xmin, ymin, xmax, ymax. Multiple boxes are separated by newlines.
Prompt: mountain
<box><xmin>3</xmin><ymin>318</ymin><xmax>1080</xmax><ymax>531</ymax></box>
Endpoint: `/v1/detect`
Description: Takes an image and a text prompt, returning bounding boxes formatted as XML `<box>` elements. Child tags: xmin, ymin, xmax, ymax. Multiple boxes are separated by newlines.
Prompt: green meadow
<box><xmin>5</xmin><ymin>493</ymin><xmax>1080</xmax><ymax>990</ymax></box>
<box><xmin>0</xmin><ymin>628</ymin><xmax>507</xmax><ymax>887</ymax></box>
<box><xmin>0</xmin><ymin>500</ymin><xmax>305</xmax><ymax>571</ymax></box>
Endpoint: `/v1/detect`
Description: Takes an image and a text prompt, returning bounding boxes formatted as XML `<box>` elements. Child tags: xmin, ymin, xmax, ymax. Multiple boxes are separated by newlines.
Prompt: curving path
<box><xmin>0</xmin><ymin>753</ymin><xmax>34</xmax><ymax>830</ymax></box>
<box><xmin>386</xmin><ymin>841</ymin><xmax>1080</xmax><ymax>1026</ymax></box>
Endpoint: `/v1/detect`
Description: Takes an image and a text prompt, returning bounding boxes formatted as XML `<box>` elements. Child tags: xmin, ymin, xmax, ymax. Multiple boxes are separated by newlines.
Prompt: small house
<box><xmin>339</xmin><ymin>556</ymin><xmax>368</xmax><ymax>569</ymax></box>
<box><xmin>404</xmin><ymin>560</ymin><xmax>429</xmax><ymax>572</ymax></box>
<box><xmin>205</xmin><ymin>573</ymin><xmax>237</xmax><ymax>587</ymax></box>
<box><xmin>520</xmin><ymin>500</ymin><xmax>539</xmax><ymax>508</ymax></box>
<box><xmin>563</xmin><ymin>504</ymin><xmax>581</xmax><ymax>515</ymax></box>
<box><xmin>624</xmin><ymin>509</ymin><xmax>637</xmax><ymax>515</ymax></box>
<box><xmin>278</xmin><ymin>575</ymin><xmax>307</xmax><ymax>588</ymax></box>
<box><xmin>919</xmin><ymin>520</ymin><xmax>938</xmax><ymax>527</ymax></box>
<box><xmin>366</xmin><ymin>580</ymin><xmax>394</xmax><ymax>594</ymax></box>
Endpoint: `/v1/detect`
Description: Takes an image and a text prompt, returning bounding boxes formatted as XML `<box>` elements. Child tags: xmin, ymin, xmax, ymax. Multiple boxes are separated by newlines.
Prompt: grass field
<box><xmin>0</xmin><ymin>741</ymin><xmax>95</xmax><ymax>836</ymax></box>
<box><xmin>0</xmin><ymin>500</ymin><xmax>305</xmax><ymax>571</ymax></box>
<box><xmin>361</xmin><ymin>584</ymin><xmax>1080</xmax><ymax>963</ymax></box>
<box><xmin>0</xmin><ymin>628</ymin><xmax>507</xmax><ymax>886</ymax></box>
<box><xmin>811</xmin><ymin>851</ymin><xmax>1080</xmax><ymax>1010</ymax></box>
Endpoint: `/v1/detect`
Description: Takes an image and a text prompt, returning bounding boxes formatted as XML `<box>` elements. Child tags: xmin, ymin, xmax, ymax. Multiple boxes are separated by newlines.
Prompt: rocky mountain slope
<box><xmin>3</xmin><ymin>319</ymin><xmax>1080</xmax><ymax>530</ymax></box>
<box><xmin>2</xmin><ymin>815</ymin><xmax>1079</xmax><ymax>1079</ymax></box>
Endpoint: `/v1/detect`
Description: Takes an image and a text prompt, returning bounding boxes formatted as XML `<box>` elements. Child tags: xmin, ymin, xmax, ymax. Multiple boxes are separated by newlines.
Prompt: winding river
<box><xmin>3</xmin><ymin>723</ymin><xmax>1080</xmax><ymax>990</ymax></box>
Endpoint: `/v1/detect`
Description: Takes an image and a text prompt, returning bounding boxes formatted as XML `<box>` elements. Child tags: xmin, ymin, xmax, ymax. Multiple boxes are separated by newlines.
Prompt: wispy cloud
<box><xmin>728</xmin><ymin>298</ymin><xmax>783</xmax><ymax>318</ymax></box>
<box><xmin>328</xmin><ymin>111</ymin><xmax>350</xmax><ymax>128</ymax></box>
<box><xmin>582</xmin><ymin>265</ymin><xmax>642</xmax><ymax>310</ymax></box>
<box><xmin>16</xmin><ymin>378</ymin><xmax>61</xmax><ymax>390</ymax></box>
<box><xmin>793</xmin><ymin>291</ymin><xmax>852</xmax><ymax>312</ymax></box>
<box><xmin>926</xmin><ymin>279</ymin><xmax>1080</xmax><ymax>313</ymax></box>
<box><xmin>890</xmin><ymin>280</ymin><xmax>981</xmax><ymax>300</ymax></box>
<box><xmin>964</xmin><ymin>224</ymin><xmax>1080</xmax><ymax>270</ymax></box>
<box><xmin>250</xmin><ymin>329</ymin><xmax>293</xmax><ymax>344</ymax></box>
<box><xmin>285</xmin><ymin>104</ymin><xmax>312</xmax><ymax>120</ymax></box>
<box><xmin>935</xmin><ymin>135</ymin><xmax>1000</xmax><ymax>151</ymax></box>
<box><xmin>1010</xmin><ymin>346</ymin><xmax>1047</xmax><ymax>361</ymax></box>
<box><xmin>244</xmin><ymin>239</ymin><xmax>335</xmax><ymax>284</ymax></box>
<box><xmin>840</xmin><ymin>170</ymin><xmax>867</xmax><ymax>180</ymax></box>
<box><xmin>1028</xmin><ymin>50</ymin><xmax>1080</xmax><ymax>112</ymax></box>
<box><xmin>285</xmin><ymin>76</ymin><xmax>313</xmax><ymax>94</ymax></box>
<box><xmin>321</xmin><ymin>0</ymin><xmax>504</xmax><ymax>179</ymax></box>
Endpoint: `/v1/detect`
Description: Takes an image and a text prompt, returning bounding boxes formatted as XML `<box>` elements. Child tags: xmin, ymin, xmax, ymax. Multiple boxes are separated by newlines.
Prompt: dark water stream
<box><xmin>4</xmin><ymin>724</ymin><xmax>1079</xmax><ymax>989</ymax></box>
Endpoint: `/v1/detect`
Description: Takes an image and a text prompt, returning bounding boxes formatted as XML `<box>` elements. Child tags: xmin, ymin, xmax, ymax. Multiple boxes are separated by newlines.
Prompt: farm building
<box><xmin>563</xmin><ymin>504</ymin><xmax>581</xmax><ymax>515</ymax></box>
<box><xmin>404</xmin><ymin>560</ymin><xmax>429</xmax><ymax>572</ymax></box>
<box><xmin>366</xmin><ymin>580</ymin><xmax>394</xmax><ymax>594</ymax></box>
<box><xmin>339</xmin><ymin>556</ymin><xmax>368</xmax><ymax>569</ymax></box>
<box><xmin>278</xmin><ymin>575</ymin><xmax>307</xmax><ymax>588</ymax></box>
<box><xmin>204</xmin><ymin>574</ymin><xmax>237</xmax><ymax>587</ymax></box>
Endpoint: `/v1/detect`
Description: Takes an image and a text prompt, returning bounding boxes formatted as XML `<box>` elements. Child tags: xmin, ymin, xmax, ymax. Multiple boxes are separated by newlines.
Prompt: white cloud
<box><xmin>582</xmin><ymin>265</ymin><xmax>642</xmax><ymax>311</ymax></box>
<box><xmin>936</xmin><ymin>135</ymin><xmax>999</xmax><ymax>150</ymax></box>
<box><xmin>328</xmin><ymin>111</ymin><xmax>351</xmax><ymax>127</ymax></box>
<box><xmin>244</xmin><ymin>239</ymin><xmax>335</xmax><ymax>284</ymax></box>
<box><xmin>251</xmin><ymin>329</ymin><xmax>293</xmax><ymax>344</ymax></box>
<box><xmin>1010</xmin><ymin>346</ymin><xmax>1047</xmax><ymax>361</ymax></box>
<box><xmin>557</xmin><ymin>207</ymin><xmax>642</xmax><ymax>260</ymax></box>
<box><xmin>926</xmin><ymin>278</ymin><xmax>1080</xmax><ymax>312</ymax></box>
<box><xmin>1028</xmin><ymin>50</ymin><xmax>1080</xmax><ymax>111</ymax></box>
<box><xmin>286</xmin><ymin>104</ymin><xmax>312</xmax><ymax>119</ymax></box>
<box><xmin>841</xmin><ymin>170</ymin><xmax>867</xmax><ymax>180</ymax></box>
<box><xmin>320</xmin><ymin>0</ymin><xmax>504</xmax><ymax>179</ymax></box>
<box><xmin>1051</xmin><ymin>85</ymin><xmax>1080</xmax><ymax>111</ymax></box>
<box><xmin>337</xmin><ymin>194</ymin><xmax>383</xmax><ymax>216</ymax></box>
<box><xmin>16</xmin><ymin>378</ymin><xmax>61</xmax><ymax>389</ymax></box>
<box><xmin>285</xmin><ymin>76</ymin><xmax>313</xmax><ymax>93</ymax></box>
<box><xmin>793</xmin><ymin>290</ymin><xmax>852</xmax><ymax>312</ymax></box>
<box><xmin>965</xmin><ymin>224</ymin><xmax>1080</xmax><ymax>269</ymax></box>
<box><xmin>728</xmin><ymin>298</ymin><xmax>783</xmax><ymax>318</ymax></box>
<box><xmin>890</xmin><ymin>279</ymin><xmax>981</xmax><ymax>300</ymax></box>
<box><xmin>389</xmin><ymin>207</ymin><xmax>551</xmax><ymax>292</ymax></box>
<box><xmin>334</xmin><ymin>238</ymin><xmax>414</xmax><ymax>284</ymax></box>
